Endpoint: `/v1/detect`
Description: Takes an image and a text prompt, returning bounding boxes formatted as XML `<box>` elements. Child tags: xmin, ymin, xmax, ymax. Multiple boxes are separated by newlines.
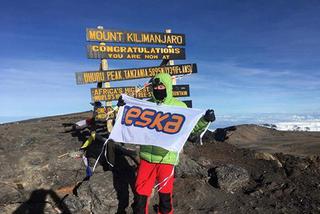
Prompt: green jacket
<box><xmin>140</xmin><ymin>73</ymin><xmax>209</xmax><ymax>165</ymax></box>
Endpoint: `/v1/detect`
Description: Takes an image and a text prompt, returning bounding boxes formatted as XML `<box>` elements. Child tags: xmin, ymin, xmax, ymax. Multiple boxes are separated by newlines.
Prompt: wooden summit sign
<box><xmin>86</xmin><ymin>28</ymin><xmax>186</xmax><ymax>46</ymax></box>
<box><xmin>91</xmin><ymin>85</ymin><xmax>190</xmax><ymax>102</ymax></box>
<box><xmin>75</xmin><ymin>27</ymin><xmax>196</xmax><ymax>128</ymax></box>
<box><xmin>76</xmin><ymin>64</ymin><xmax>197</xmax><ymax>84</ymax></box>
<box><xmin>87</xmin><ymin>45</ymin><xmax>185</xmax><ymax>60</ymax></box>
<box><xmin>95</xmin><ymin>106</ymin><xmax>116</xmax><ymax>120</ymax></box>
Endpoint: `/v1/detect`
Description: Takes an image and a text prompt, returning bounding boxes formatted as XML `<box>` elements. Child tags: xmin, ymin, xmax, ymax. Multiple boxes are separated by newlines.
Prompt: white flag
<box><xmin>109</xmin><ymin>94</ymin><xmax>205</xmax><ymax>153</ymax></box>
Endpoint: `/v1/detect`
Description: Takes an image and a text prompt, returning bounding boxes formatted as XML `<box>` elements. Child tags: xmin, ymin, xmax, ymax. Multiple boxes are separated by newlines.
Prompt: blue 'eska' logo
<box><xmin>121</xmin><ymin>105</ymin><xmax>185</xmax><ymax>134</ymax></box>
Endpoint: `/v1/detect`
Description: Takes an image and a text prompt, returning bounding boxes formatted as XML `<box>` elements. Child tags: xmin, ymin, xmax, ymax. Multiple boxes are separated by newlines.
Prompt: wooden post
<box><xmin>97</xmin><ymin>26</ymin><xmax>113</xmax><ymax>132</ymax></box>
<box><xmin>97</xmin><ymin>26</ymin><xmax>110</xmax><ymax>103</ymax></box>
<box><xmin>165</xmin><ymin>29</ymin><xmax>175</xmax><ymax>66</ymax></box>
<box><xmin>165</xmin><ymin>29</ymin><xmax>176</xmax><ymax>85</ymax></box>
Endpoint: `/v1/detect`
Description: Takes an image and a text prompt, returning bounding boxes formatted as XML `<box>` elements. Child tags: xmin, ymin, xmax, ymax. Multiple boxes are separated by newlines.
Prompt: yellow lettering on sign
<box><xmin>113</xmin><ymin>46</ymin><xmax>120</xmax><ymax>52</ymax></box>
<box><xmin>127</xmin><ymin>54</ymin><xmax>141</xmax><ymax>59</ymax></box>
<box><xmin>93</xmin><ymin>87</ymin><xmax>188</xmax><ymax>101</ymax></box>
<box><xmin>141</xmin><ymin>34</ymin><xmax>149</xmax><ymax>43</ymax></box>
<box><xmin>136</xmin><ymin>87</ymin><xmax>150</xmax><ymax>99</ymax></box>
<box><xmin>173</xmin><ymin>91</ymin><xmax>188</xmax><ymax>96</ymax></box>
<box><xmin>106</xmin><ymin>46</ymin><xmax>113</xmax><ymax>52</ymax></box>
<box><xmin>107</xmin><ymin>53</ymin><xmax>123</xmax><ymax>59</ymax></box>
<box><xmin>148</xmin><ymin>34</ymin><xmax>155</xmax><ymax>43</ymax></box>
<box><xmin>114</xmin><ymin>71</ymin><xmax>122</xmax><ymax>80</ymax></box>
<box><xmin>96</xmin><ymin>113</ymin><xmax>107</xmax><ymax>120</ymax></box>
<box><xmin>83</xmin><ymin>72</ymin><xmax>105</xmax><ymax>83</ymax></box>
<box><xmin>96</xmin><ymin>108</ymin><xmax>105</xmax><ymax>113</ymax></box>
<box><xmin>92</xmin><ymin>45</ymin><xmax>99</xmax><ymax>51</ymax></box>
<box><xmin>108</xmin><ymin>88</ymin><xmax>124</xmax><ymax>95</ymax></box>
<box><xmin>109</xmin><ymin>32</ymin><xmax>118</xmax><ymax>41</ymax></box>
<box><xmin>88</xmin><ymin>30</ymin><xmax>97</xmax><ymax>40</ymax></box>
<box><xmin>88</xmin><ymin>30</ymin><xmax>184</xmax><ymax>45</ymax></box>
<box><xmin>93</xmin><ymin>95</ymin><xmax>104</xmax><ymax>101</ymax></box>
<box><xmin>166</xmin><ymin>35</ymin><xmax>172</xmax><ymax>44</ymax></box>
<box><xmin>127</xmin><ymin>33</ymin><xmax>134</xmax><ymax>42</ymax></box>
<box><xmin>88</xmin><ymin>30</ymin><xmax>124</xmax><ymax>42</ymax></box>
<box><xmin>100</xmin><ymin>46</ymin><xmax>107</xmax><ymax>52</ymax></box>
<box><xmin>128</xmin><ymin>47</ymin><xmax>134</xmax><ymax>53</ymax></box>
<box><xmin>95</xmin><ymin>31</ymin><xmax>104</xmax><ymax>40</ymax></box>
<box><xmin>124</xmin><ymin>87</ymin><xmax>135</xmax><ymax>96</ymax></box>
<box><xmin>182</xmin><ymin>65</ymin><xmax>192</xmax><ymax>74</ymax></box>
<box><xmin>145</xmin><ymin>55</ymin><xmax>159</xmax><ymax>59</ymax></box>
<box><xmin>120</xmin><ymin>46</ymin><xmax>127</xmax><ymax>53</ymax></box>
<box><xmin>106</xmin><ymin>71</ymin><xmax>115</xmax><ymax>81</ymax></box>
<box><xmin>133</xmin><ymin>33</ymin><xmax>142</xmax><ymax>43</ymax></box>
<box><xmin>106</xmin><ymin>71</ymin><xmax>117</xmax><ymax>81</ymax></box>
<box><xmin>124</xmin><ymin>70</ymin><xmax>130</xmax><ymax>79</ymax></box>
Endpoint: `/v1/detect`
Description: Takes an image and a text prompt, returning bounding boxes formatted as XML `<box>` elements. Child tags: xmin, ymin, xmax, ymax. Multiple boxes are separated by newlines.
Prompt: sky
<box><xmin>1</xmin><ymin>0</ymin><xmax>320</xmax><ymax>122</ymax></box>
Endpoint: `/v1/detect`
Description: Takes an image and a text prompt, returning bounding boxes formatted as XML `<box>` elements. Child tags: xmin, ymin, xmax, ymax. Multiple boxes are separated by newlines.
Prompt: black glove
<box><xmin>204</xmin><ymin>109</ymin><xmax>215</xmax><ymax>122</ymax></box>
<box><xmin>117</xmin><ymin>95</ymin><xmax>126</xmax><ymax>107</ymax></box>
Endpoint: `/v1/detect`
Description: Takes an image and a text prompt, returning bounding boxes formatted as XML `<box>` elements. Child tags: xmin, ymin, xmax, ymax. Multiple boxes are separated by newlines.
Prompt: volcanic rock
<box><xmin>209</xmin><ymin>164</ymin><xmax>250</xmax><ymax>193</ymax></box>
<box><xmin>1</xmin><ymin>112</ymin><xmax>320</xmax><ymax>213</ymax></box>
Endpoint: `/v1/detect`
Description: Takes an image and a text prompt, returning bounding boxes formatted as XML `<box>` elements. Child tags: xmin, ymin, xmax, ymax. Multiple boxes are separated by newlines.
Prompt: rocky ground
<box><xmin>0</xmin><ymin>112</ymin><xmax>319</xmax><ymax>213</ymax></box>
<box><xmin>216</xmin><ymin>125</ymin><xmax>320</xmax><ymax>156</ymax></box>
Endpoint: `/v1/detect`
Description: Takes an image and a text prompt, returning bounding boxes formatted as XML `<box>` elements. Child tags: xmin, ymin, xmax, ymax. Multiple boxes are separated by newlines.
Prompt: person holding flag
<box><xmin>117</xmin><ymin>73</ymin><xmax>216</xmax><ymax>214</ymax></box>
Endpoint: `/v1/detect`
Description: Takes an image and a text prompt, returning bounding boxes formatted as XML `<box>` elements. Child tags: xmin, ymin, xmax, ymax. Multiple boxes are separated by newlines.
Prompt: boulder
<box><xmin>175</xmin><ymin>153</ymin><xmax>208</xmax><ymax>178</ymax></box>
<box><xmin>254</xmin><ymin>152</ymin><xmax>283</xmax><ymax>168</ymax></box>
<box><xmin>209</xmin><ymin>164</ymin><xmax>249</xmax><ymax>193</ymax></box>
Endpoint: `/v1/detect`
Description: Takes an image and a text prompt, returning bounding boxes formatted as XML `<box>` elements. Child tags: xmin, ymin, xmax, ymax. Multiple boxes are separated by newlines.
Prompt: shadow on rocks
<box><xmin>208</xmin><ymin>168</ymin><xmax>219</xmax><ymax>188</ymax></box>
<box><xmin>13</xmin><ymin>189</ymin><xmax>71</xmax><ymax>214</ymax></box>
<box><xmin>96</xmin><ymin>141</ymin><xmax>138</xmax><ymax>213</ymax></box>
<box><xmin>80</xmin><ymin>136</ymin><xmax>138</xmax><ymax>213</ymax></box>
<box><xmin>111</xmin><ymin>143</ymin><xmax>138</xmax><ymax>214</ymax></box>
<box><xmin>66</xmin><ymin>123</ymin><xmax>139</xmax><ymax>213</ymax></box>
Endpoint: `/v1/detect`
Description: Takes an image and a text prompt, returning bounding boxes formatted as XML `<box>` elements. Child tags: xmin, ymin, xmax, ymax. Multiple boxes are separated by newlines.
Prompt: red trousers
<box><xmin>134</xmin><ymin>159</ymin><xmax>174</xmax><ymax>214</ymax></box>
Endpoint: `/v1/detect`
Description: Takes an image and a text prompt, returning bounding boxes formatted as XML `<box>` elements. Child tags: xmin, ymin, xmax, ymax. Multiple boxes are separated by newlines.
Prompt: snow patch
<box><xmin>274</xmin><ymin>120</ymin><xmax>320</xmax><ymax>132</ymax></box>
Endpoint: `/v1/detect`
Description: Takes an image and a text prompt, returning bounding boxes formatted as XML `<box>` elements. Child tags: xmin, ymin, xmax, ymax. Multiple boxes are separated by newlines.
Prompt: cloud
<box><xmin>179</xmin><ymin>60</ymin><xmax>320</xmax><ymax>114</ymax></box>
<box><xmin>193</xmin><ymin>60</ymin><xmax>320</xmax><ymax>91</ymax></box>
<box><xmin>0</xmin><ymin>58</ymin><xmax>96</xmax><ymax>91</ymax></box>
<box><xmin>0</xmin><ymin>58</ymin><xmax>96</xmax><ymax>116</ymax></box>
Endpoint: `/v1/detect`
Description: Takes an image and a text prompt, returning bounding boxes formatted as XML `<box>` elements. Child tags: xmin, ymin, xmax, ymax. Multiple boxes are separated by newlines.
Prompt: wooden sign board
<box><xmin>183</xmin><ymin>100</ymin><xmax>193</xmax><ymax>108</ymax></box>
<box><xmin>75</xmin><ymin>64</ymin><xmax>197</xmax><ymax>84</ymax></box>
<box><xmin>87</xmin><ymin>45</ymin><xmax>185</xmax><ymax>60</ymax></box>
<box><xmin>86</xmin><ymin>28</ymin><xmax>185</xmax><ymax>46</ymax></box>
<box><xmin>95</xmin><ymin>106</ymin><xmax>116</xmax><ymax>120</ymax></box>
<box><xmin>91</xmin><ymin>85</ymin><xmax>190</xmax><ymax>102</ymax></box>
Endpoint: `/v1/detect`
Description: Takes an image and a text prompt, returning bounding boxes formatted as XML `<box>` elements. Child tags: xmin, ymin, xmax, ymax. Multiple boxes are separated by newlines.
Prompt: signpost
<box><xmin>86</xmin><ymin>28</ymin><xmax>186</xmax><ymax>45</ymax></box>
<box><xmin>75</xmin><ymin>64</ymin><xmax>197</xmax><ymax>84</ymax></box>
<box><xmin>75</xmin><ymin>27</ymin><xmax>197</xmax><ymax>132</ymax></box>
<box><xmin>87</xmin><ymin>44</ymin><xmax>185</xmax><ymax>60</ymax></box>
<box><xmin>95</xmin><ymin>106</ymin><xmax>116</xmax><ymax>120</ymax></box>
<box><xmin>91</xmin><ymin>85</ymin><xmax>190</xmax><ymax>102</ymax></box>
